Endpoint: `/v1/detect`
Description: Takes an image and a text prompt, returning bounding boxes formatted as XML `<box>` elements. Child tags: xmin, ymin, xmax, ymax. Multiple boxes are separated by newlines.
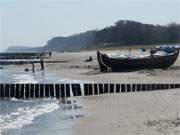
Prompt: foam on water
<box><xmin>0</xmin><ymin>101</ymin><xmax>59</xmax><ymax>135</ymax></box>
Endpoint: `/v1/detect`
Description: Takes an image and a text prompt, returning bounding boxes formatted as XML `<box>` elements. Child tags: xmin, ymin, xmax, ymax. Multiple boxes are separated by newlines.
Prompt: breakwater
<box><xmin>0</xmin><ymin>83</ymin><xmax>180</xmax><ymax>99</ymax></box>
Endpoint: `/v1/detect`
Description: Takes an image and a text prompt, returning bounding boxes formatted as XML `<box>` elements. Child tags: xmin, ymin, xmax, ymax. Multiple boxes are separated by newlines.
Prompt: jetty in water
<box><xmin>0</xmin><ymin>52</ymin><xmax>51</xmax><ymax>59</ymax></box>
<box><xmin>0</xmin><ymin>83</ymin><xmax>180</xmax><ymax>100</ymax></box>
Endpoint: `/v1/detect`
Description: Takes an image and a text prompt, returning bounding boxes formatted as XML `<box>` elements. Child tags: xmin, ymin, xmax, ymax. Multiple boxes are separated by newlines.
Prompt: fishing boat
<box><xmin>97</xmin><ymin>50</ymin><xmax>179</xmax><ymax>72</ymax></box>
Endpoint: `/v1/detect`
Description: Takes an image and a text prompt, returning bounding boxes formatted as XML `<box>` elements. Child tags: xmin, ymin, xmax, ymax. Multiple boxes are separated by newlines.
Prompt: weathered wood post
<box><xmin>45</xmin><ymin>84</ymin><xmax>50</xmax><ymax>98</ymax></box>
<box><xmin>142</xmin><ymin>84</ymin><xmax>146</xmax><ymax>91</ymax></box>
<box><xmin>66</xmin><ymin>84</ymin><xmax>71</xmax><ymax>98</ymax></box>
<box><xmin>104</xmin><ymin>83</ymin><xmax>108</xmax><ymax>93</ymax></box>
<box><xmin>88</xmin><ymin>84</ymin><xmax>93</xmax><ymax>95</ymax></box>
<box><xmin>147</xmin><ymin>84</ymin><xmax>151</xmax><ymax>91</ymax></box>
<box><xmin>71</xmin><ymin>84</ymin><xmax>77</xmax><ymax>96</ymax></box>
<box><xmin>76</xmin><ymin>84</ymin><xmax>82</xmax><ymax>96</ymax></box>
<box><xmin>60</xmin><ymin>84</ymin><xmax>65</xmax><ymax>98</ymax></box>
<box><xmin>20</xmin><ymin>84</ymin><xmax>25</xmax><ymax>98</ymax></box>
<box><xmin>40</xmin><ymin>84</ymin><xmax>44</xmax><ymax>98</ymax></box>
<box><xmin>5</xmin><ymin>84</ymin><xmax>10</xmax><ymax>98</ymax></box>
<box><xmin>15</xmin><ymin>84</ymin><xmax>20</xmax><ymax>98</ymax></box>
<box><xmin>110</xmin><ymin>84</ymin><xmax>114</xmax><ymax>93</ymax></box>
<box><xmin>132</xmin><ymin>84</ymin><xmax>136</xmax><ymax>92</ymax></box>
<box><xmin>93</xmin><ymin>84</ymin><xmax>98</xmax><ymax>95</ymax></box>
<box><xmin>126</xmin><ymin>84</ymin><xmax>131</xmax><ymax>92</ymax></box>
<box><xmin>55</xmin><ymin>84</ymin><xmax>60</xmax><ymax>99</ymax></box>
<box><xmin>30</xmin><ymin>84</ymin><xmax>35</xmax><ymax>98</ymax></box>
<box><xmin>151</xmin><ymin>84</ymin><xmax>156</xmax><ymax>90</ymax></box>
<box><xmin>98</xmin><ymin>84</ymin><xmax>104</xmax><ymax>94</ymax></box>
<box><xmin>116</xmin><ymin>84</ymin><xmax>120</xmax><ymax>93</ymax></box>
<box><xmin>25</xmin><ymin>84</ymin><xmax>30</xmax><ymax>98</ymax></box>
<box><xmin>35</xmin><ymin>84</ymin><xmax>39</xmax><ymax>98</ymax></box>
<box><xmin>0</xmin><ymin>84</ymin><xmax>4</xmax><ymax>98</ymax></box>
<box><xmin>10</xmin><ymin>84</ymin><xmax>15</xmax><ymax>98</ymax></box>
<box><xmin>121</xmin><ymin>84</ymin><xmax>125</xmax><ymax>93</ymax></box>
<box><xmin>49</xmin><ymin>84</ymin><xmax>54</xmax><ymax>97</ymax></box>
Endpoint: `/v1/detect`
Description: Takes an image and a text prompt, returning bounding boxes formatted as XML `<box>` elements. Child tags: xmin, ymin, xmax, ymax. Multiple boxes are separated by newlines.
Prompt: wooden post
<box><xmin>121</xmin><ymin>84</ymin><xmax>125</xmax><ymax>93</ymax></box>
<box><xmin>151</xmin><ymin>84</ymin><xmax>156</xmax><ymax>90</ymax></box>
<box><xmin>164</xmin><ymin>84</ymin><xmax>168</xmax><ymax>90</ymax></box>
<box><xmin>60</xmin><ymin>84</ymin><xmax>65</xmax><ymax>98</ymax></box>
<box><xmin>88</xmin><ymin>84</ymin><xmax>93</xmax><ymax>95</ymax></box>
<box><xmin>116</xmin><ymin>84</ymin><xmax>120</xmax><ymax>93</ymax></box>
<box><xmin>94</xmin><ymin>84</ymin><xmax>98</xmax><ymax>95</ymax></box>
<box><xmin>110</xmin><ymin>84</ymin><xmax>114</xmax><ymax>93</ymax></box>
<box><xmin>71</xmin><ymin>84</ymin><xmax>77</xmax><ymax>96</ymax></box>
<box><xmin>142</xmin><ymin>84</ymin><xmax>146</xmax><ymax>91</ymax></box>
<box><xmin>20</xmin><ymin>84</ymin><xmax>25</xmax><ymax>99</ymax></box>
<box><xmin>49</xmin><ymin>84</ymin><xmax>54</xmax><ymax>97</ymax></box>
<box><xmin>40</xmin><ymin>84</ymin><xmax>44</xmax><ymax>98</ymax></box>
<box><xmin>84</xmin><ymin>84</ymin><xmax>89</xmax><ymax>96</ymax></box>
<box><xmin>5</xmin><ymin>84</ymin><xmax>10</xmax><ymax>98</ymax></box>
<box><xmin>30</xmin><ymin>84</ymin><xmax>34</xmax><ymax>98</ymax></box>
<box><xmin>161</xmin><ymin>84</ymin><xmax>165</xmax><ymax>90</ymax></box>
<box><xmin>55</xmin><ymin>84</ymin><xmax>60</xmax><ymax>99</ymax></box>
<box><xmin>132</xmin><ymin>84</ymin><xmax>136</xmax><ymax>92</ymax></box>
<box><xmin>76</xmin><ymin>84</ymin><xmax>82</xmax><ymax>96</ymax></box>
<box><xmin>15</xmin><ymin>84</ymin><xmax>20</xmax><ymax>99</ymax></box>
<box><xmin>98</xmin><ymin>84</ymin><xmax>104</xmax><ymax>94</ymax></box>
<box><xmin>25</xmin><ymin>84</ymin><xmax>30</xmax><ymax>98</ymax></box>
<box><xmin>136</xmin><ymin>84</ymin><xmax>141</xmax><ymax>91</ymax></box>
<box><xmin>175</xmin><ymin>84</ymin><xmax>180</xmax><ymax>88</ymax></box>
<box><xmin>104</xmin><ymin>83</ymin><xmax>108</xmax><ymax>93</ymax></box>
<box><xmin>126</xmin><ymin>84</ymin><xmax>131</xmax><ymax>92</ymax></box>
<box><xmin>156</xmin><ymin>84</ymin><xmax>160</xmax><ymax>90</ymax></box>
<box><xmin>10</xmin><ymin>84</ymin><xmax>15</xmax><ymax>98</ymax></box>
<box><xmin>66</xmin><ymin>84</ymin><xmax>71</xmax><ymax>98</ymax></box>
<box><xmin>147</xmin><ymin>84</ymin><xmax>151</xmax><ymax>91</ymax></box>
<box><xmin>0</xmin><ymin>84</ymin><xmax>4</xmax><ymax>98</ymax></box>
<box><xmin>45</xmin><ymin>84</ymin><xmax>50</xmax><ymax>98</ymax></box>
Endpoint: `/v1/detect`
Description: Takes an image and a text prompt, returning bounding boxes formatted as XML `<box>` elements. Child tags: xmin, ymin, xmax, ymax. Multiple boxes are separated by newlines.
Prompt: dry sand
<box><xmin>73</xmin><ymin>90</ymin><xmax>180</xmax><ymax>135</ymax></box>
<box><xmin>45</xmin><ymin>49</ymin><xmax>180</xmax><ymax>83</ymax></box>
<box><xmin>13</xmin><ymin>49</ymin><xmax>179</xmax><ymax>135</ymax></box>
<box><xmin>43</xmin><ymin>49</ymin><xmax>180</xmax><ymax>135</ymax></box>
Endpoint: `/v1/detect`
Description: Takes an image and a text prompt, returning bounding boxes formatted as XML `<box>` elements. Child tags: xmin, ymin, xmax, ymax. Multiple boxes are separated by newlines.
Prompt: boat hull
<box><xmin>97</xmin><ymin>51</ymin><xmax>179</xmax><ymax>72</ymax></box>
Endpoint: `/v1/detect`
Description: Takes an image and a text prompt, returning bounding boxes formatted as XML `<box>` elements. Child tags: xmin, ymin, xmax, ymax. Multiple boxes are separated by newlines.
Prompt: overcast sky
<box><xmin>0</xmin><ymin>0</ymin><xmax>180</xmax><ymax>51</ymax></box>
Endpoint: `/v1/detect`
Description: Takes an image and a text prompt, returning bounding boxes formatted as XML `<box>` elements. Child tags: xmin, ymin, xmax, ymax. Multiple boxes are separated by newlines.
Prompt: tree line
<box><xmin>94</xmin><ymin>20</ymin><xmax>180</xmax><ymax>47</ymax></box>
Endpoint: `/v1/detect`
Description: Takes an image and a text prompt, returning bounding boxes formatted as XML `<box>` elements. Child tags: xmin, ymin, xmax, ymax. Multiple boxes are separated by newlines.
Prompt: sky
<box><xmin>0</xmin><ymin>0</ymin><xmax>180</xmax><ymax>51</ymax></box>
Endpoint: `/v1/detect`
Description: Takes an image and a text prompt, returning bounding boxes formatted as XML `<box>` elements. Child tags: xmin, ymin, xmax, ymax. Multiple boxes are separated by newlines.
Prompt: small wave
<box><xmin>0</xmin><ymin>102</ymin><xmax>59</xmax><ymax>134</ymax></box>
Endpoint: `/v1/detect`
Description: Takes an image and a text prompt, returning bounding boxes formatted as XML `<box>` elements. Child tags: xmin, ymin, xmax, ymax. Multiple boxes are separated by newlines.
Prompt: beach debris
<box><xmin>85</xmin><ymin>56</ymin><xmax>93</xmax><ymax>62</ymax></box>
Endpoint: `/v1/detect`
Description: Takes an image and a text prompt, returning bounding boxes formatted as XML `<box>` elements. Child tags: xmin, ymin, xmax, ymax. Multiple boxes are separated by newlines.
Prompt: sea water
<box><xmin>0</xmin><ymin>66</ymin><xmax>85</xmax><ymax>135</ymax></box>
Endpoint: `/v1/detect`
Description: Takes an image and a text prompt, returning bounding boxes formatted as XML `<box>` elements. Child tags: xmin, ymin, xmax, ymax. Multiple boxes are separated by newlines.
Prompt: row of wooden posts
<box><xmin>0</xmin><ymin>83</ymin><xmax>180</xmax><ymax>99</ymax></box>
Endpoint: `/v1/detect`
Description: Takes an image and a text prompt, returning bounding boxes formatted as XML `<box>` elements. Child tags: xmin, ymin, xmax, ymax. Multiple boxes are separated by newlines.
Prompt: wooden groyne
<box><xmin>0</xmin><ymin>52</ymin><xmax>51</xmax><ymax>59</ymax></box>
<box><xmin>0</xmin><ymin>83</ymin><xmax>180</xmax><ymax>100</ymax></box>
<box><xmin>0</xmin><ymin>60</ymin><xmax>69</xmax><ymax>65</ymax></box>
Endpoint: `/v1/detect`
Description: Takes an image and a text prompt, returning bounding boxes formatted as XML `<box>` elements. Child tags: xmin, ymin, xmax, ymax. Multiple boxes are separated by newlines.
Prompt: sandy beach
<box><xmin>2</xmin><ymin>49</ymin><xmax>179</xmax><ymax>135</ymax></box>
<box><xmin>44</xmin><ymin>49</ymin><xmax>180</xmax><ymax>83</ymax></box>
<box><xmin>72</xmin><ymin>89</ymin><xmax>180</xmax><ymax>135</ymax></box>
<box><xmin>44</xmin><ymin>49</ymin><xmax>180</xmax><ymax>135</ymax></box>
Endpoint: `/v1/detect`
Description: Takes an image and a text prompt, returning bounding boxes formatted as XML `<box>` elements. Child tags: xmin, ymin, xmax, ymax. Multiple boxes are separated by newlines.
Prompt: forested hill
<box><xmin>6</xmin><ymin>20</ymin><xmax>180</xmax><ymax>52</ymax></box>
<box><xmin>90</xmin><ymin>20</ymin><xmax>180</xmax><ymax>49</ymax></box>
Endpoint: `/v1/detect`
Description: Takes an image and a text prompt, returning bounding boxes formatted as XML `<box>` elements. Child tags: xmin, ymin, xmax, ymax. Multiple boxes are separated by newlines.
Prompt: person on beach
<box><xmin>32</xmin><ymin>62</ymin><xmax>35</xmax><ymax>73</ymax></box>
<box><xmin>40</xmin><ymin>52</ymin><xmax>45</xmax><ymax>70</ymax></box>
